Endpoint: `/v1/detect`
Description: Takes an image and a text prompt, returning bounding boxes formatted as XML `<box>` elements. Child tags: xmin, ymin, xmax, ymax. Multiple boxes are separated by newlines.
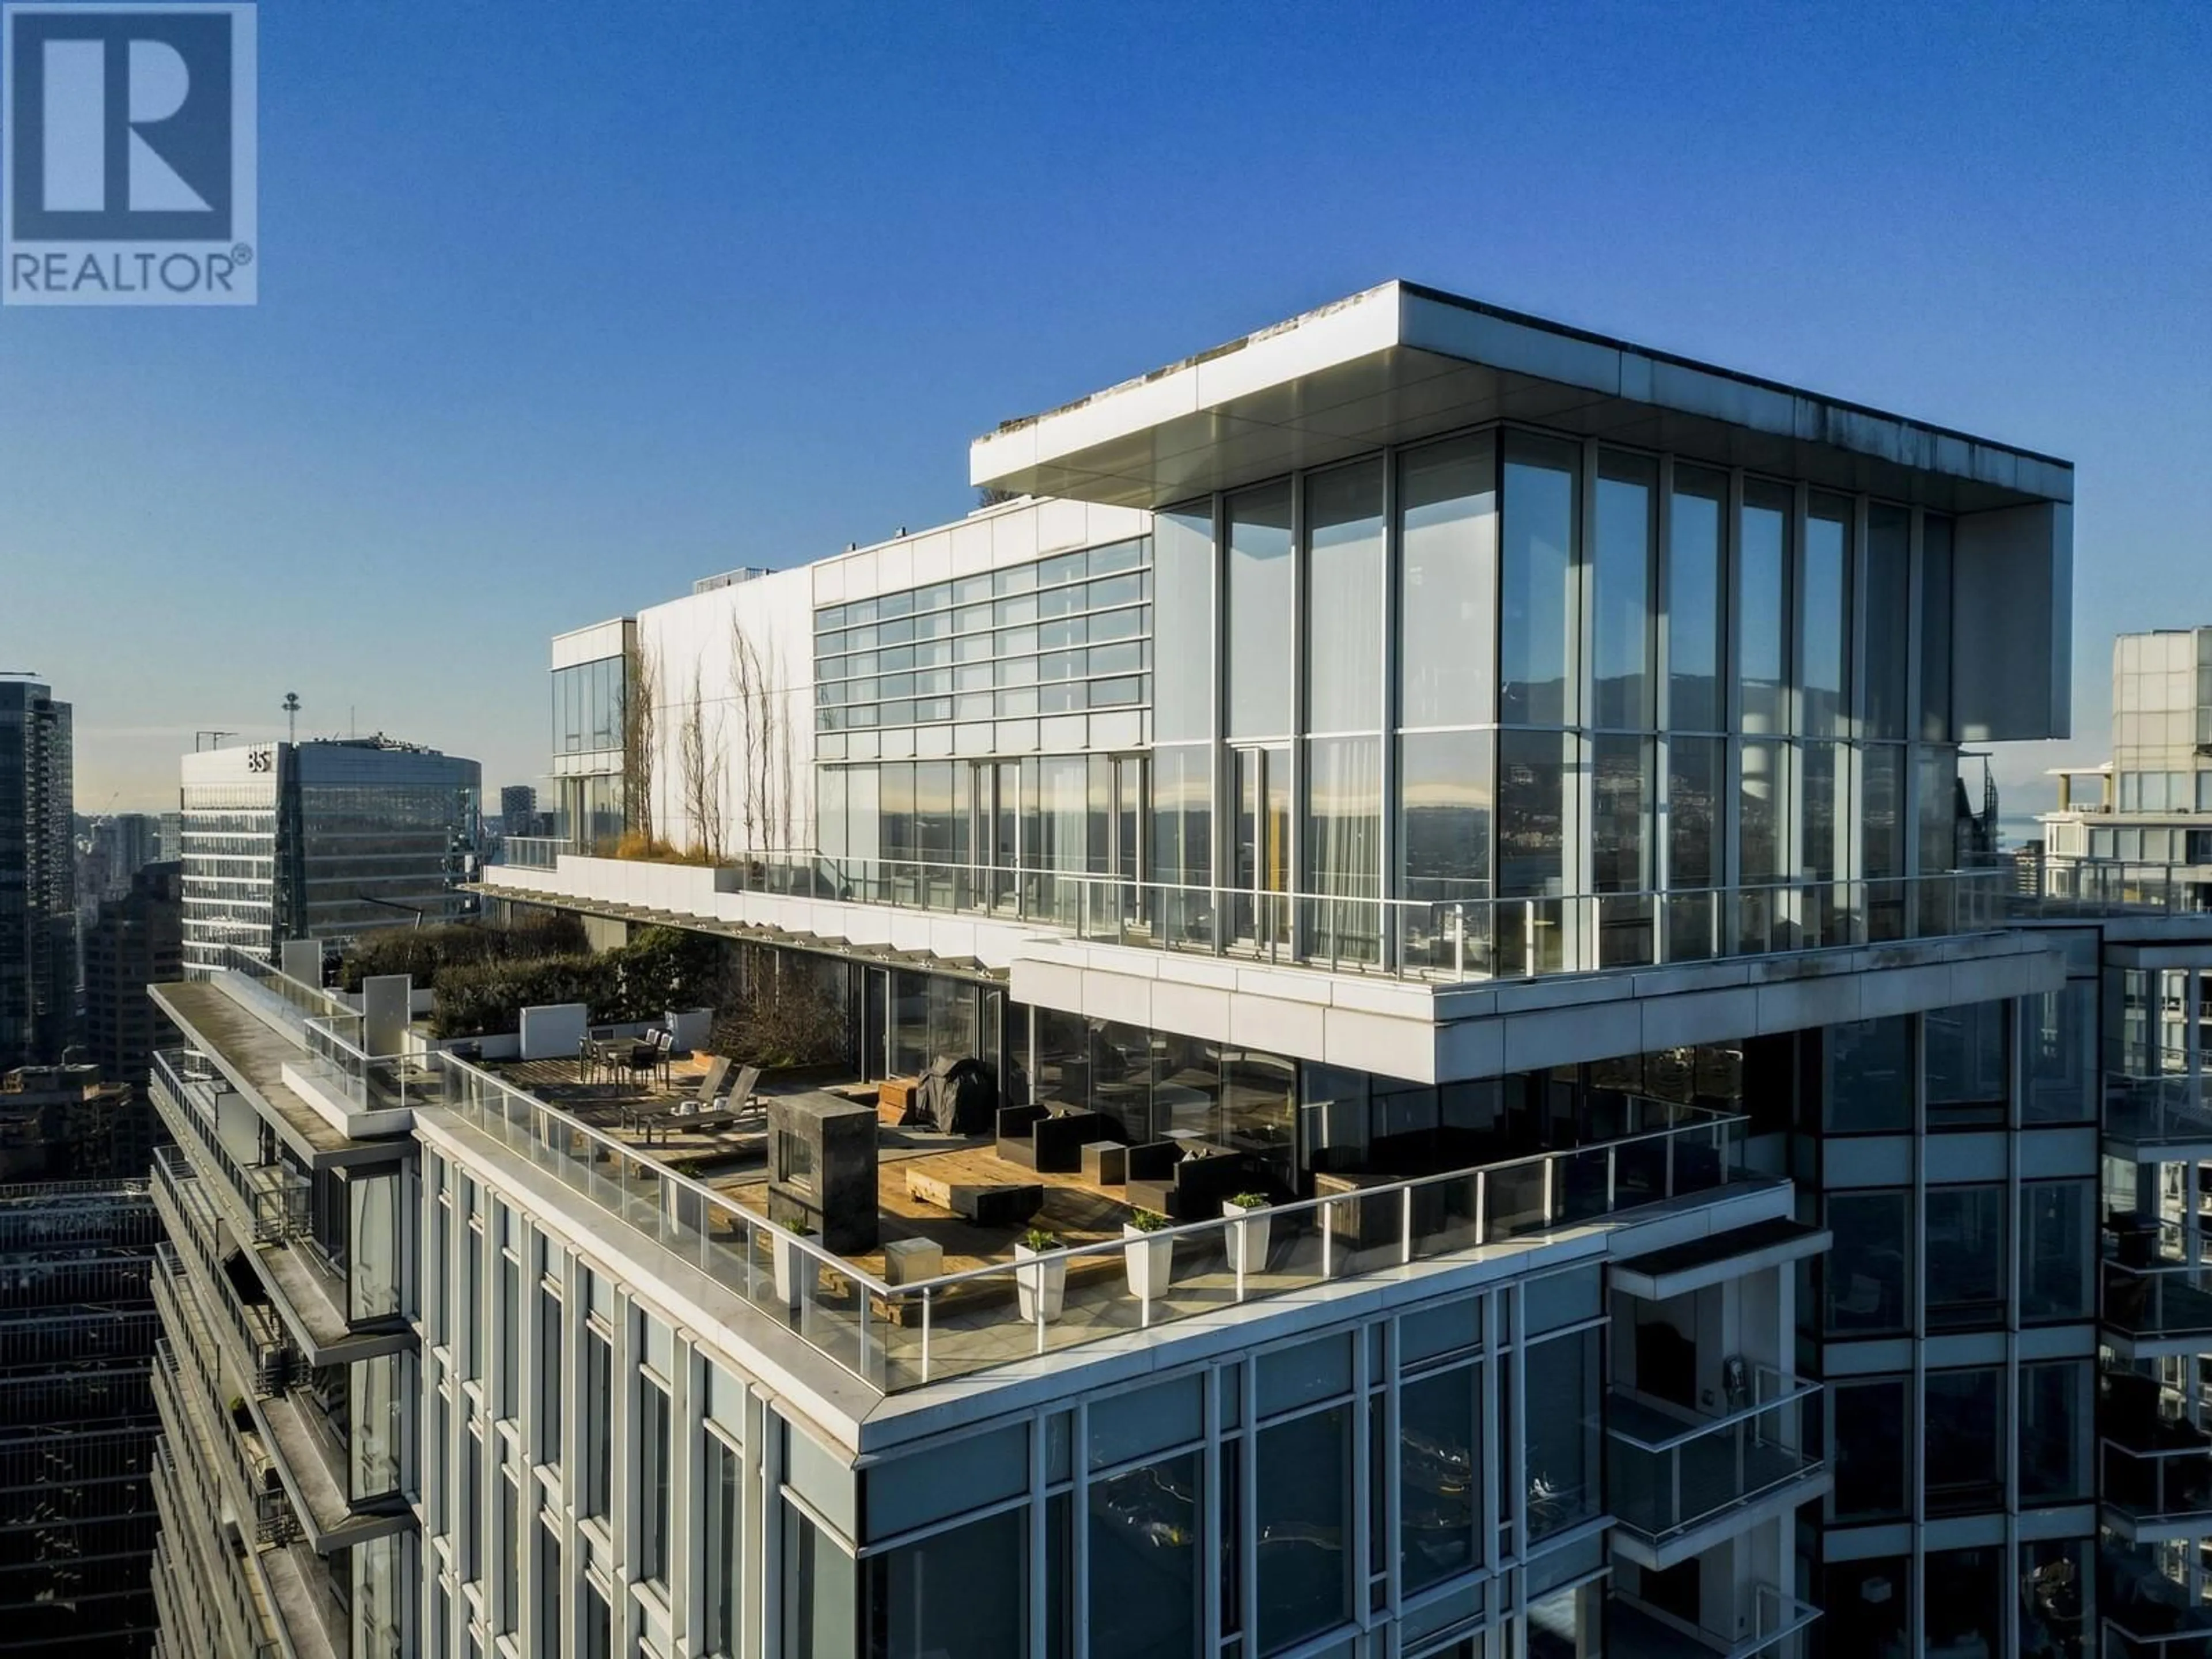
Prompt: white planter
<box><xmin>1014</xmin><ymin>1241</ymin><xmax>1068</xmax><ymax>1323</ymax></box>
<box><xmin>1123</xmin><ymin>1225</ymin><xmax>1174</xmax><ymax>1301</ymax></box>
<box><xmin>772</xmin><ymin>1233</ymin><xmax>820</xmax><ymax>1308</ymax></box>
<box><xmin>1223</xmin><ymin>1200</ymin><xmax>1272</xmax><ymax>1275</ymax></box>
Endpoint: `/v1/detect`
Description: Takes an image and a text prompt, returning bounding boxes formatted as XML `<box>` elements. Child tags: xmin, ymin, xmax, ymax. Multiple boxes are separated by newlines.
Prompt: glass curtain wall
<box><xmin>1397</xmin><ymin>434</ymin><xmax>1496</xmax><ymax>974</ymax></box>
<box><xmin>1497</xmin><ymin>434</ymin><xmax>1578</xmax><ymax>975</ymax></box>
<box><xmin>801</xmin><ymin>431</ymin><xmax>1973</xmax><ymax>979</ymax></box>
<box><xmin>1592</xmin><ymin>452</ymin><xmax>1656</xmax><ymax>967</ymax></box>
<box><xmin>1665</xmin><ymin>465</ymin><xmax>1728</xmax><ymax>963</ymax></box>
<box><xmin>1303</xmin><ymin>461</ymin><xmax>1384</xmax><ymax>965</ymax></box>
<box><xmin>1737</xmin><ymin>480</ymin><xmax>1791</xmax><ymax>952</ymax></box>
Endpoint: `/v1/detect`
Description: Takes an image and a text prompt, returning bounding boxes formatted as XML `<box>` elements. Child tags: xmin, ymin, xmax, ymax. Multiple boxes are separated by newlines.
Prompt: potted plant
<box><xmin>1123</xmin><ymin>1209</ymin><xmax>1174</xmax><ymax>1302</ymax></box>
<box><xmin>1014</xmin><ymin>1227</ymin><xmax>1067</xmax><ymax>1323</ymax></box>
<box><xmin>1223</xmin><ymin>1192</ymin><xmax>1272</xmax><ymax>1275</ymax></box>
<box><xmin>771</xmin><ymin>1222</ymin><xmax>820</xmax><ymax>1308</ymax></box>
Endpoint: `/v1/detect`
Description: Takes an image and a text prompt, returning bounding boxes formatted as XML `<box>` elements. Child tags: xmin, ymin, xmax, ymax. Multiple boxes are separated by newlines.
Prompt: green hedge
<box><xmin>428</xmin><ymin>925</ymin><xmax>723</xmax><ymax>1040</ymax></box>
<box><xmin>337</xmin><ymin>913</ymin><xmax>587</xmax><ymax>993</ymax></box>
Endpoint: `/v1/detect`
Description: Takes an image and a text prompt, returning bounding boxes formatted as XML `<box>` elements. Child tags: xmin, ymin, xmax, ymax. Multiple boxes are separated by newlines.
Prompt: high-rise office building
<box><xmin>152</xmin><ymin>284</ymin><xmax>2212</xmax><ymax>1659</ymax></box>
<box><xmin>84</xmin><ymin>861</ymin><xmax>183</xmax><ymax>1172</ymax></box>
<box><xmin>0</xmin><ymin>1177</ymin><xmax>161</xmax><ymax>1656</ymax></box>
<box><xmin>88</xmin><ymin>815</ymin><xmax>162</xmax><ymax>903</ymax></box>
<box><xmin>177</xmin><ymin>736</ymin><xmax>483</xmax><ymax>972</ymax></box>
<box><xmin>499</xmin><ymin>785</ymin><xmax>539</xmax><ymax>839</ymax></box>
<box><xmin>0</xmin><ymin>679</ymin><xmax>76</xmax><ymax>1073</ymax></box>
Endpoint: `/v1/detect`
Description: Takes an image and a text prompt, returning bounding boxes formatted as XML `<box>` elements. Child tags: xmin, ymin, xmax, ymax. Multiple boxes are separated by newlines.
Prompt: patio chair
<box><xmin>626</xmin><ymin>1029</ymin><xmax>673</xmax><ymax>1087</ymax></box>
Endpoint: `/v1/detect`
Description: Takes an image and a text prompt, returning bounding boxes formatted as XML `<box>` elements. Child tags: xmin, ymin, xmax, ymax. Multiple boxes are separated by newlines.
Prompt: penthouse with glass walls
<box><xmin>475</xmin><ymin>281</ymin><xmax>2092</xmax><ymax>1657</ymax></box>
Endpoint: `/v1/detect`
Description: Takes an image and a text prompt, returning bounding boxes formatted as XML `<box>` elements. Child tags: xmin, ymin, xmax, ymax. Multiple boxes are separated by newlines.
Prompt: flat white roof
<box><xmin>972</xmin><ymin>280</ymin><xmax>2074</xmax><ymax>513</ymax></box>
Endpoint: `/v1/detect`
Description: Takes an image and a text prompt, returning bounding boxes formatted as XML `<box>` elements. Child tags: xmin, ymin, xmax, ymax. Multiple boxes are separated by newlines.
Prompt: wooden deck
<box><xmin>721</xmin><ymin>1138</ymin><xmax>1139</xmax><ymax>1313</ymax></box>
<box><xmin>490</xmin><ymin>1055</ymin><xmax>770</xmax><ymax>1165</ymax></box>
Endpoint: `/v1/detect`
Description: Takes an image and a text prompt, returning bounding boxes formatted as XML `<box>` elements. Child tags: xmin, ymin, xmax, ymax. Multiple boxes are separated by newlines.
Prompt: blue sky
<box><xmin>2</xmin><ymin>0</ymin><xmax>2206</xmax><ymax>814</ymax></box>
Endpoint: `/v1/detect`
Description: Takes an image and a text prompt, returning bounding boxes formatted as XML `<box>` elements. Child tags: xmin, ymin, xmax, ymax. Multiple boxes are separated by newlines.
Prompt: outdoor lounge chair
<box><xmin>667</xmin><ymin>1065</ymin><xmax>764</xmax><ymax>1134</ymax></box>
<box><xmin>684</xmin><ymin>1056</ymin><xmax>734</xmax><ymax>1113</ymax></box>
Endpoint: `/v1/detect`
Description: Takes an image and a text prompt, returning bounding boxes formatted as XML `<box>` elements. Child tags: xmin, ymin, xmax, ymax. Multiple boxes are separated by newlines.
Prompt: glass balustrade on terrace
<box><xmin>436</xmin><ymin>1046</ymin><xmax>1744</xmax><ymax>1395</ymax></box>
<box><xmin>1605</xmin><ymin>1373</ymin><xmax>1823</xmax><ymax>1547</ymax></box>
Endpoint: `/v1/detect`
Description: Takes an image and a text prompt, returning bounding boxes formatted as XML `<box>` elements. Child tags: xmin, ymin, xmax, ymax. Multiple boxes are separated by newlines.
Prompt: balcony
<box><xmin>493</xmin><ymin>835</ymin><xmax>564</xmax><ymax>870</ymax></box>
<box><xmin>151</xmin><ymin>1049</ymin><xmax>393</xmax><ymax>1364</ymax></box>
<box><xmin>1605</xmin><ymin>1374</ymin><xmax>1827</xmax><ymax>1569</ymax></box>
<box><xmin>150</xmin><ymin>1442</ymin><xmax>280</xmax><ymax>1659</ymax></box>
<box><xmin>150</xmin><ymin>1050</ymin><xmax>308</xmax><ymax>1246</ymax></box>
<box><xmin>2104</xmin><ymin>1440</ymin><xmax>2212</xmax><ymax>1540</ymax></box>
<box><xmin>151</xmin><ymin>1152</ymin><xmax>289</xmax><ymax>1394</ymax></box>
<box><xmin>147</xmin><ymin>1362</ymin><xmax>289</xmax><ymax>1659</ymax></box>
<box><xmin>1611</xmin><ymin>1582</ymin><xmax>1820</xmax><ymax>1659</ymax></box>
<box><xmin>481</xmin><ymin>850</ymin><xmax>2024</xmax><ymax>983</ymax></box>
<box><xmin>2103</xmin><ymin>1224</ymin><xmax>2212</xmax><ymax>1358</ymax></box>
<box><xmin>2104</xmin><ymin>1548</ymin><xmax>2212</xmax><ymax>1659</ymax></box>
<box><xmin>2105</xmin><ymin>1069</ymin><xmax>2212</xmax><ymax>1161</ymax></box>
<box><xmin>2103</xmin><ymin>1376</ymin><xmax>2212</xmax><ymax>1540</ymax></box>
<box><xmin>439</xmin><ymin>1050</ymin><xmax>1751</xmax><ymax>1393</ymax></box>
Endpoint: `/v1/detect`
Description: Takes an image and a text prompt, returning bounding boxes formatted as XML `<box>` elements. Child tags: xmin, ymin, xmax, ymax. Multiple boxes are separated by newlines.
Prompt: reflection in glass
<box><xmin>1925</xmin><ymin>1184</ymin><xmax>2005</xmax><ymax>1331</ymax></box>
<box><xmin>1400</xmin><ymin>732</ymin><xmax>1491</xmax><ymax>903</ymax></box>
<box><xmin>1823</xmin><ymin>1017</ymin><xmax>1910</xmax><ymax>1132</ymax></box>
<box><xmin>2023</xmin><ymin>983</ymin><xmax>2092</xmax><ymax>1123</ymax></box>
<box><xmin>1592</xmin><ymin>452</ymin><xmax>1656</xmax><ymax>730</ymax></box>
<box><xmin>1523</xmin><ymin>1327</ymin><xmax>1600</xmax><ymax>1541</ymax></box>
<box><xmin>1669</xmin><ymin>467</ymin><xmax>1728</xmax><ymax>731</ymax></box>
<box><xmin>1256</xmin><ymin>1407</ymin><xmax>1351</xmax><ymax>1652</ymax></box>
<box><xmin>1738</xmin><ymin>481</ymin><xmax>1790</xmax><ymax>734</ymax></box>
<box><xmin>1802</xmin><ymin>495</ymin><xmax>1851</xmax><ymax>738</ymax></box>
<box><xmin>1923</xmin><ymin>515</ymin><xmax>1955</xmax><ymax>740</ymax></box>
<box><xmin>1926</xmin><ymin>1001</ymin><xmax>2007</xmax><ymax>1127</ymax></box>
<box><xmin>1865</xmin><ymin>503</ymin><xmax>1911</xmax><ymax>740</ymax></box>
<box><xmin>1739</xmin><ymin>738</ymin><xmax>1786</xmax><ymax>884</ymax></box>
<box><xmin>1926</xmin><ymin>1546</ymin><xmax>2004</xmax><ymax>1657</ymax></box>
<box><xmin>1401</xmin><ymin>1364</ymin><xmax>1478</xmax><ymax>1590</ymax></box>
<box><xmin>1824</xmin><ymin>1189</ymin><xmax>1910</xmax><ymax>1336</ymax></box>
<box><xmin>1500</xmin><ymin>434</ymin><xmax>1577</xmax><ymax>726</ymax></box>
<box><xmin>1497</xmin><ymin>731</ymin><xmax>1566</xmax><ymax>899</ymax></box>
<box><xmin>2019</xmin><ymin>1361</ymin><xmax>2092</xmax><ymax>1503</ymax></box>
<box><xmin>1591</xmin><ymin>736</ymin><xmax>1650</xmax><ymax>892</ymax></box>
<box><xmin>1088</xmin><ymin>1455</ymin><xmax>1199</xmax><ymax>1659</ymax></box>
<box><xmin>704</xmin><ymin>1435</ymin><xmax>741</xmax><ymax>1657</ymax></box>
<box><xmin>1150</xmin><ymin>745</ymin><xmax>1211</xmax><ymax>945</ymax></box>
<box><xmin>1822</xmin><ymin>1558</ymin><xmax>1907</xmax><ymax>1657</ymax></box>
<box><xmin>640</xmin><ymin>1377</ymin><xmax>672</xmax><ymax>1583</ymax></box>
<box><xmin>1397</xmin><ymin>434</ymin><xmax>1497</xmax><ymax>729</ymax></box>
<box><xmin>1830</xmin><ymin>1376</ymin><xmax>1909</xmax><ymax>1520</ymax></box>
<box><xmin>865</xmin><ymin>1508</ymin><xmax>1024</xmax><ymax>1659</ymax></box>
<box><xmin>1227</xmin><ymin>482</ymin><xmax>1294</xmax><ymax>738</ymax></box>
<box><xmin>1593</xmin><ymin>735</ymin><xmax>1652</xmax><ymax>966</ymax></box>
<box><xmin>1153</xmin><ymin>507</ymin><xmax>1213</xmax><ymax>743</ymax></box>
<box><xmin>781</xmin><ymin>1502</ymin><xmax>856</xmax><ymax>1659</ymax></box>
<box><xmin>2019</xmin><ymin>1538</ymin><xmax>2093</xmax><ymax>1659</ymax></box>
<box><xmin>2021</xmin><ymin>1180</ymin><xmax>2092</xmax><ymax>1321</ymax></box>
<box><xmin>1304</xmin><ymin>736</ymin><xmax>1381</xmax><ymax>964</ymax></box>
<box><xmin>1305</xmin><ymin>461</ymin><xmax>1384</xmax><ymax>733</ymax></box>
<box><xmin>1925</xmin><ymin>1368</ymin><xmax>2005</xmax><ymax>1515</ymax></box>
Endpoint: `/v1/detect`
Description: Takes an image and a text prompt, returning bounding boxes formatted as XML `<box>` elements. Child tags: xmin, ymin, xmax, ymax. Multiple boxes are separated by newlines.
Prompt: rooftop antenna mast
<box><xmin>282</xmin><ymin>692</ymin><xmax>301</xmax><ymax>745</ymax></box>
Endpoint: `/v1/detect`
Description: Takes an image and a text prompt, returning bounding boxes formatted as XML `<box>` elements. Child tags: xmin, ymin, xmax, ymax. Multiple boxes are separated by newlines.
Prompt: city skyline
<box><xmin>0</xmin><ymin>2</ymin><xmax>2206</xmax><ymax>811</ymax></box>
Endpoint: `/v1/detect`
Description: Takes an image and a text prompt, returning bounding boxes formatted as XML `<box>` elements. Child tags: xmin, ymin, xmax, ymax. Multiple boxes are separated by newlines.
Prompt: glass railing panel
<box><xmin>427</xmin><ymin>1039</ymin><xmax>1749</xmax><ymax>1396</ymax></box>
<box><xmin>2103</xmin><ymin>1438</ymin><xmax>2212</xmax><ymax>1522</ymax></box>
<box><xmin>2103</xmin><ymin>1256</ymin><xmax>2212</xmax><ymax>1339</ymax></box>
<box><xmin>1605</xmin><ymin>1377</ymin><xmax>1819</xmax><ymax>1542</ymax></box>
